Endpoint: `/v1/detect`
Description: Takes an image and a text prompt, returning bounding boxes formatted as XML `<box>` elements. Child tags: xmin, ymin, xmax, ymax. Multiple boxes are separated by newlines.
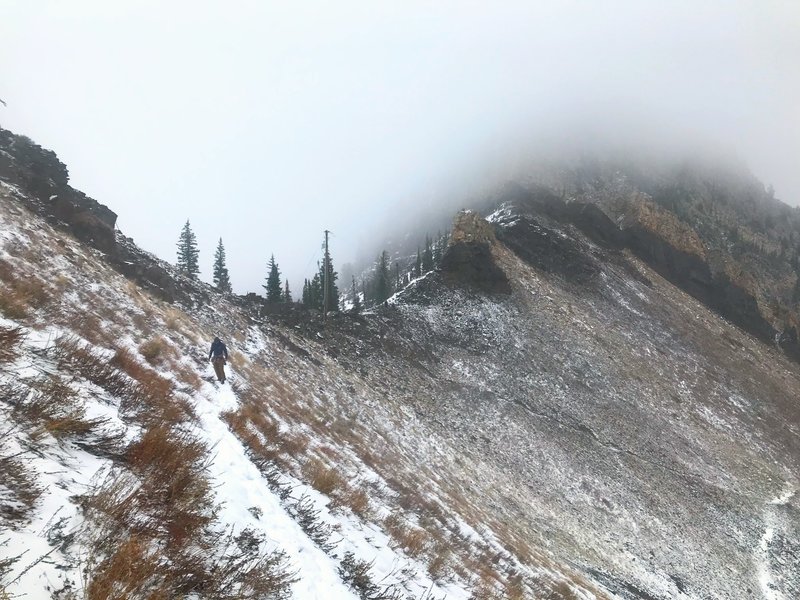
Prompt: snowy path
<box><xmin>192</xmin><ymin>374</ymin><xmax>359</xmax><ymax>600</ymax></box>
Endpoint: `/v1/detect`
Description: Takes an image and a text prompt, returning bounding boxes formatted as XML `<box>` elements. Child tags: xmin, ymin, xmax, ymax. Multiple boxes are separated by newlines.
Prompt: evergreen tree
<box><xmin>414</xmin><ymin>248</ymin><xmax>421</xmax><ymax>278</ymax></box>
<box><xmin>284</xmin><ymin>279</ymin><xmax>293</xmax><ymax>303</ymax></box>
<box><xmin>422</xmin><ymin>235</ymin><xmax>434</xmax><ymax>272</ymax></box>
<box><xmin>319</xmin><ymin>244</ymin><xmax>340</xmax><ymax>312</ymax></box>
<box><xmin>433</xmin><ymin>231</ymin><xmax>445</xmax><ymax>264</ymax></box>
<box><xmin>375</xmin><ymin>250</ymin><xmax>391</xmax><ymax>304</ymax></box>
<box><xmin>351</xmin><ymin>276</ymin><xmax>361</xmax><ymax>314</ymax></box>
<box><xmin>176</xmin><ymin>219</ymin><xmax>200</xmax><ymax>278</ymax></box>
<box><xmin>263</xmin><ymin>255</ymin><xmax>283</xmax><ymax>304</ymax></box>
<box><xmin>212</xmin><ymin>237</ymin><xmax>232</xmax><ymax>293</ymax></box>
<box><xmin>309</xmin><ymin>272</ymin><xmax>323</xmax><ymax>309</ymax></box>
<box><xmin>302</xmin><ymin>279</ymin><xmax>311</xmax><ymax>306</ymax></box>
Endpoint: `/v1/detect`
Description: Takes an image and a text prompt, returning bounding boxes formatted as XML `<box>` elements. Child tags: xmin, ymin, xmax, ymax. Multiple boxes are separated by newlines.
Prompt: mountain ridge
<box><xmin>1</xmin><ymin>127</ymin><xmax>798</xmax><ymax>599</ymax></box>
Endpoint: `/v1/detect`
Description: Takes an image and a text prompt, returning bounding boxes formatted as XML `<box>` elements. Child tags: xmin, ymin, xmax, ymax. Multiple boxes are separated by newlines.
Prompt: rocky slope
<box><xmin>1</xmin><ymin>127</ymin><xmax>798</xmax><ymax>599</ymax></box>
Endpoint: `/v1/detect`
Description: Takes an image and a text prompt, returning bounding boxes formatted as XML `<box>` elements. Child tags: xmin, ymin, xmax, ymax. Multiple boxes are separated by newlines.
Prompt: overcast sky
<box><xmin>1</xmin><ymin>1</ymin><xmax>798</xmax><ymax>293</ymax></box>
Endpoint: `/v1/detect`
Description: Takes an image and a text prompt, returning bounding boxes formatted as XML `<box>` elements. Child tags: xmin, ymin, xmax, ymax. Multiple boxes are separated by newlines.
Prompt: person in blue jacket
<box><xmin>209</xmin><ymin>337</ymin><xmax>228</xmax><ymax>383</ymax></box>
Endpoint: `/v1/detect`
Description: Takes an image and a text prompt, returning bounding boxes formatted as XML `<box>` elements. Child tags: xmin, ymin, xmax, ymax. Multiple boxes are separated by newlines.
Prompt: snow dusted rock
<box><xmin>440</xmin><ymin>210</ymin><xmax>511</xmax><ymax>294</ymax></box>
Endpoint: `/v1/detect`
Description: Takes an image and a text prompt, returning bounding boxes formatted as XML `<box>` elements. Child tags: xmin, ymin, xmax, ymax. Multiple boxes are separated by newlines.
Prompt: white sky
<box><xmin>1</xmin><ymin>1</ymin><xmax>798</xmax><ymax>293</ymax></box>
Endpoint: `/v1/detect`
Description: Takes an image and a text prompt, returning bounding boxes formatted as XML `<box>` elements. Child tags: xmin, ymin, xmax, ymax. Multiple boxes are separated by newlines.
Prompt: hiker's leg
<box><xmin>213</xmin><ymin>359</ymin><xmax>224</xmax><ymax>381</ymax></box>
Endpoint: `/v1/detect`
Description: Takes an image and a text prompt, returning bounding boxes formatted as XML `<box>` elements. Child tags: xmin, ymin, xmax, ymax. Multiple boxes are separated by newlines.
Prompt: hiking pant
<box><xmin>212</xmin><ymin>356</ymin><xmax>226</xmax><ymax>382</ymax></box>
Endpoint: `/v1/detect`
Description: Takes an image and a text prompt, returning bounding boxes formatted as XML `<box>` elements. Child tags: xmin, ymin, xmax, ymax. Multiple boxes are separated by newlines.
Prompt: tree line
<box><xmin>175</xmin><ymin>219</ymin><xmax>448</xmax><ymax>313</ymax></box>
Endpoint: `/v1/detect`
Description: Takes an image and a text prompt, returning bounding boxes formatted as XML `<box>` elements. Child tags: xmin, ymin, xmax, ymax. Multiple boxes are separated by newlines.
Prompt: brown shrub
<box><xmin>171</xmin><ymin>360</ymin><xmax>202</xmax><ymax>391</ymax></box>
<box><xmin>109</xmin><ymin>348</ymin><xmax>191</xmax><ymax>425</ymax></box>
<box><xmin>125</xmin><ymin>426</ymin><xmax>211</xmax><ymax>539</ymax></box>
<box><xmin>138</xmin><ymin>337</ymin><xmax>173</xmax><ymax>366</ymax></box>
<box><xmin>163</xmin><ymin>308</ymin><xmax>184</xmax><ymax>332</ymax></box>
<box><xmin>0</xmin><ymin>325</ymin><xmax>23</xmax><ymax>363</ymax></box>
<box><xmin>543</xmin><ymin>580</ymin><xmax>581</xmax><ymax>600</ymax></box>
<box><xmin>52</xmin><ymin>337</ymin><xmax>134</xmax><ymax>399</ymax></box>
<box><xmin>221</xmin><ymin>408</ymin><xmax>285</xmax><ymax>472</ymax></box>
<box><xmin>0</xmin><ymin>287</ymin><xmax>29</xmax><ymax>319</ymax></box>
<box><xmin>278</xmin><ymin>432</ymin><xmax>310</xmax><ymax>458</ymax></box>
<box><xmin>0</xmin><ymin>433</ymin><xmax>42</xmax><ymax>523</ymax></box>
<box><xmin>69</xmin><ymin>312</ymin><xmax>115</xmax><ymax>347</ymax></box>
<box><xmin>302</xmin><ymin>457</ymin><xmax>346</xmax><ymax>497</ymax></box>
<box><xmin>384</xmin><ymin>512</ymin><xmax>429</xmax><ymax>558</ymax></box>
<box><xmin>427</xmin><ymin>540</ymin><xmax>452</xmax><ymax>581</ymax></box>
<box><xmin>10</xmin><ymin>376</ymin><xmax>106</xmax><ymax>443</ymax></box>
<box><xmin>82</xmin><ymin>424</ymin><xmax>296</xmax><ymax>599</ymax></box>
<box><xmin>0</xmin><ymin>259</ymin><xmax>13</xmax><ymax>283</ymax></box>
<box><xmin>16</xmin><ymin>278</ymin><xmax>49</xmax><ymax>309</ymax></box>
<box><xmin>130</xmin><ymin>312</ymin><xmax>153</xmax><ymax>336</ymax></box>
<box><xmin>338</xmin><ymin>486</ymin><xmax>373</xmax><ymax>520</ymax></box>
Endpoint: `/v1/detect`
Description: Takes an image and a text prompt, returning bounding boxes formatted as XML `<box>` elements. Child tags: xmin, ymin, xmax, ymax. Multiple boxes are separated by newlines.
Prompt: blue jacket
<box><xmin>209</xmin><ymin>338</ymin><xmax>228</xmax><ymax>360</ymax></box>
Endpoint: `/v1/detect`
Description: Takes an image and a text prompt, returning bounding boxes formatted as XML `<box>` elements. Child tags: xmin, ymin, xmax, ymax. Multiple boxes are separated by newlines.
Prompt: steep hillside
<box><xmin>479</xmin><ymin>158</ymin><xmax>800</xmax><ymax>362</ymax></box>
<box><xmin>1</xmin><ymin>129</ymin><xmax>799</xmax><ymax>600</ymax></box>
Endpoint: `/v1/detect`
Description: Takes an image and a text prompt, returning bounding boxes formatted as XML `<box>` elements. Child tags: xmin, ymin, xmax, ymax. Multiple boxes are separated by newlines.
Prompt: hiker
<box><xmin>209</xmin><ymin>336</ymin><xmax>228</xmax><ymax>384</ymax></box>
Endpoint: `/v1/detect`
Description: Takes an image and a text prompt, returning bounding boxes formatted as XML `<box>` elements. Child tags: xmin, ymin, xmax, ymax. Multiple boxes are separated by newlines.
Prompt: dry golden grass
<box><xmin>337</xmin><ymin>485</ymin><xmax>373</xmax><ymax>520</ymax></box>
<box><xmin>278</xmin><ymin>431</ymin><xmax>310</xmax><ymax>458</ymax></box>
<box><xmin>138</xmin><ymin>336</ymin><xmax>174</xmax><ymax>366</ymax></box>
<box><xmin>163</xmin><ymin>307</ymin><xmax>185</xmax><ymax>332</ymax></box>
<box><xmin>171</xmin><ymin>359</ymin><xmax>202</xmax><ymax>390</ymax></box>
<box><xmin>82</xmin><ymin>424</ymin><xmax>296</xmax><ymax>599</ymax></box>
<box><xmin>0</xmin><ymin>272</ymin><xmax>52</xmax><ymax>320</ymax></box>
<box><xmin>0</xmin><ymin>258</ymin><xmax>13</xmax><ymax>283</ymax></box>
<box><xmin>68</xmin><ymin>311</ymin><xmax>118</xmax><ymax>347</ymax></box>
<box><xmin>53</xmin><ymin>337</ymin><xmax>134</xmax><ymax>399</ymax></box>
<box><xmin>302</xmin><ymin>457</ymin><xmax>346</xmax><ymax>496</ymax></box>
<box><xmin>0</xmin><ymin>425</ymin><xmax>42</xmax><ymax>523</ymax></box>
<box><xmin>10</xmin><ymin>376</ymin><xmax>107</xmax><ymax>443</ymax></box>
<box><xmin>504</xmin><ymin>573</ymin><xmax>528</xmax><ymax>600</ymax></box>
<box><xmin>109</xmin><ymin>347</ymin><xmax>193</xmax><ymax>426</ymax></box>
<box><xmin>542</xmin><ymin>580</ymin><xmax>581</xmax><ymax>600</ymax></box>
<box><xmin>0</xmin><ymin>325</ymin><xmax>23</xmax><ymax>363</ymax></box>
<box><xmin>427</xmin><ymin>540</ymin><xmax>452</xmax><ymax>581</ymax></box>
<box><xmin>0</xmin><ymin>287</ymin><xmax>28</xmax><ymax>319</ymax></box>
<box><xmin>383</xmin><ymin>512</ymin><xmax>430</xmax><ymax>558</ymax></box>
<box><xmin>221</xmin><ymin>406</ymin><xmax>285</xmax><ymax>469</ymax></box>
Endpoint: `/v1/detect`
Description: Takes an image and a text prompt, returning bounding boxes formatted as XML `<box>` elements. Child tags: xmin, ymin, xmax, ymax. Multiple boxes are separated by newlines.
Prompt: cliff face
<box><xmin>483</xmin><ymin>165</ymin><xmax>800</xmax><ymax>362</ymax></box>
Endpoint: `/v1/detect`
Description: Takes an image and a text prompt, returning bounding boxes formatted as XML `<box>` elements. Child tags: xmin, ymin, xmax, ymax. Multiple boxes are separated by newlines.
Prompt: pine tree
<box><xmin>284</xmin><ymin>279</ymin><xmax>292</xmax><ymax>303</ymax></box>
<box><xmin>351</xmin><ymin>276</ymin><xmax>361</xmax><ymax>314</ymax></box>
<box><xmin>414</xmin><ymin>248</ymin><xmax>421</xmax><ymax>278</ymax></box>
<box><xmin>433</xmin><ymin>231</ymin><xmax>445</xmax><ymax>264</ymax></box>
<box><xmin>422</xmin><ymin>235</ymin><xmax>434</xmax><ymax>272</ymax></box>
<box><xmin>263</xmin><ymin>255</ymin><xmax>282</xmax><ymax>304</ymax></box>
<box><xmin>176</xmin><ymin>219</ymin><xmax>200</xmax><ymax>278</ymax></box>
<box><xmin>212</xmin><ymin>238</ymin><xmax>232</xmax><ymax>293</ymax></box>
<box><xmin>309</xmin><ymin>272</ymin><xmax>323</xmax><ymax>309</ymax></box>
<box><xmin>375</xmin><ymin>250</ymin><xmax>391</xmax><ymax>304</ymax></box>
<box><xmin>319</xmin><ymin>243</ymin><xmax>340</xmax><ymax>312</ymax></box>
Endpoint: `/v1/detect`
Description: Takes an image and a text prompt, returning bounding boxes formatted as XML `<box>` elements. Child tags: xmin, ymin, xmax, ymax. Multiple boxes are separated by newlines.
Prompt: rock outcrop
<box><xmin>439</xmin><ymin>210</ymin><xmax>511</xmax><ymax>294</ymax></box>
<box><xmin>0</xmin><ymin>127</ymin><xmax>199</xmax><ymax>304</ymax></box>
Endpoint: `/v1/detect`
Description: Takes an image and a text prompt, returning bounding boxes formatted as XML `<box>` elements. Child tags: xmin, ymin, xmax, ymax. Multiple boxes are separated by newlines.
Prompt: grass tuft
<box><xmin>0</xmin><ymin>325</ymin><xmax>24</xmax><ymax>363</ymax></box>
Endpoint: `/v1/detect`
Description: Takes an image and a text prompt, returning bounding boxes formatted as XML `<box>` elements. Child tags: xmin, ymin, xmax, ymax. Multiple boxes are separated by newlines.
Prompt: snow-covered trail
<box><xmin>192</xmin><ymin>370</ymin><xmax>359</xmax><ymax>600</ymax></box>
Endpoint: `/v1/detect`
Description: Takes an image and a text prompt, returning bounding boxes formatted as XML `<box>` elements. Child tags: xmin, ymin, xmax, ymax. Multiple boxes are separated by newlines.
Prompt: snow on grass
<box><xmin>0</xmin><ymin>325</ymin><xmax>122</xmax><ymax>597</ymax></box>
<box><xmin>192</xmin><ymin>377</ymin><xmax>359</xmax><ymax>599</ymax></box>
<box><xmin>191</xmin><ymin>362</ymin><xmax>470</xmax><ymax>599</ymax></box>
